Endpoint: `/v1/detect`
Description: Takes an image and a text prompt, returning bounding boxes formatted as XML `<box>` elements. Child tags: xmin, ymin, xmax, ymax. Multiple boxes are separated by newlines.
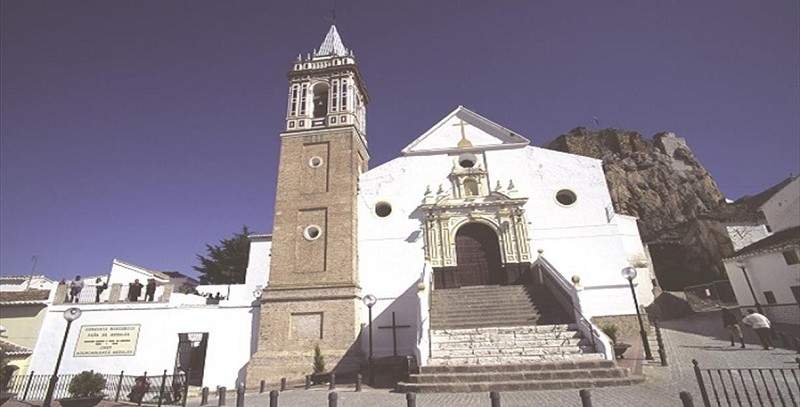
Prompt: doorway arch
<box><xmin>452</xmin><ymin>222</ymin><xmax>503</xmax><ymax>287</ymax></box>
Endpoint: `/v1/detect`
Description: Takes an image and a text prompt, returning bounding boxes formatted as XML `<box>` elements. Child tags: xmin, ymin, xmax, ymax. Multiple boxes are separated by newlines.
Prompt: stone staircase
<box><xmin>430</xmin><ymin>285</ymin><xmax>571</xmax><ymax>330</ymax></box>
<box><xmin>399</xmin><ymin>284</ymin><xmax>643</xmax><ymax>392</ymax></box>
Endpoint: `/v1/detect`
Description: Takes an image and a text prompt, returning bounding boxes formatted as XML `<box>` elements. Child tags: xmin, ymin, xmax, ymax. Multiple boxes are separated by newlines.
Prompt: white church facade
<box><xmin>24</xmin><ymin>25</ymin><xmax>656</xmax><ymax>392</ymax></box>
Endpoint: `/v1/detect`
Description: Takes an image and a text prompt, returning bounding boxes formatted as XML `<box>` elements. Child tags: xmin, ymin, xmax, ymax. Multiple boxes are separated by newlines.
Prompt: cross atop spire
<box><xmin>316</xmin><ymin>25</ymin><xmax>349</xmax><ymax>57</ymax></box>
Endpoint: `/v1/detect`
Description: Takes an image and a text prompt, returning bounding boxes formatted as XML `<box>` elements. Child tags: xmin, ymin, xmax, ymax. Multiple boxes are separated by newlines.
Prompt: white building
<box><xmin>723</xmin><ymin>176</ymin><xmax>800</xmax><ymax>325</ymax></box>
<box><xmin>27</xmin><ymin>247</ymin><xmax>270</xmax><ymax>390</ymax></box>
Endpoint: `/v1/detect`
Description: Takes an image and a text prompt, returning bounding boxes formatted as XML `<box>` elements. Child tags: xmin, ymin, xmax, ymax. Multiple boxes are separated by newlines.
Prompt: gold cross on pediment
<box><xmin>452</xmin><ymin>119</ymin><xmax>473</xmax><ymax>148</ymax></box>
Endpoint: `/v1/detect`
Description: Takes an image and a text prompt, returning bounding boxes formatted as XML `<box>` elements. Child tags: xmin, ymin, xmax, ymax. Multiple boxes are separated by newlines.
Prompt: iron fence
<box><xmin>6</xmin><ymin>370</ymin><xmax>186</xmax><ymax>405</ymax></box>
<box><xmin>693</xmin><ymin>359</ymin><xmax>800</xmax><ymax>407</ymax></box>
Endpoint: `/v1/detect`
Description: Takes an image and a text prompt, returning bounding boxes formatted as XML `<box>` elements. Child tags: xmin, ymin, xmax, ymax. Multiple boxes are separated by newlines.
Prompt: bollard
<box><xmin>217</xmin><ymin>386</ymin><xmax>226</xmax><ymax>406</ymax></box>
<box><xmin>580</xmin><ymin>389</ymin><xmax>593</xmax><ymax>407</ymax></box>
<box><xmin>280</xmin><ymin>377</ymin><xmax>287</xmax><ymax>391</ymax></box>
<box><xmin>158</xmin><ymin>370</ymin><xmax>168</xmax><ymax>407</ymax></box>
<box><xmin>329</xmin><ymin>373</ymin><xmax>336</xmax><ymax>390</ymax></box>
<box><xmin>406</xmin><ymin>392</ymin><xmax>417</xmax><ymax>407</ymax></box>
<box><xmin>235</xmin><ymin>384</ymin><xmax>244</xmax><ymax>407</ymax></box>
<box><xmin>200</xmin><ymin>387</ymin><xmax>209</xmax><ymax>406</ymax></box>
<box><xmin>355</xmin><ymin>373</ymin><xmax>362</xmax><ymax>392</ymax></box>
<box><xmin>328</xmin><ymin>391</ymin><xmax>338</xmax><ymax>407</ymax></box>
<box><xmin>679</xmin><ymin>391</ymin><xmax>695</xmax><ymax>407</ymax></box>
<box><xmin>260</xmin><ymin>380</ymin><xmax>266</xmax><ymax>393</ymax></box>
<box><xmin>269</xmin><ymin>390</ymin><xmax>279</xmax><ymax>407</ymax></box>
<box><xmin>489</xmin><ymin>391</ymin><xmax>501</xmax><ymax>407</ymax></box>
<box><xmin>21</xmin><ymin>370</ymin><xmax>34</xmax><ymax>401</ymax></box>
<box><xmin>305</xmin><ymin>375</ymin><xmax>311</xmax><ymax>390</ymax></box>
<box><xmin>114</xmin><ymin>371</ymin><xmax>124</xmax><ymax>402</ymax></box>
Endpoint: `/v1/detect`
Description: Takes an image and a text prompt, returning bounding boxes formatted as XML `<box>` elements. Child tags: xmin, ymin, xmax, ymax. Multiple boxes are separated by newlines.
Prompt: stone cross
<box><xmin>452</xmin><ymin>119</ymin><xmax>470</xmax><ymax>142</ymax></box>
<box><xmin>377</xmin><ymin>312</ymin><xmax>411</xmax><ymax>356</ymax></box>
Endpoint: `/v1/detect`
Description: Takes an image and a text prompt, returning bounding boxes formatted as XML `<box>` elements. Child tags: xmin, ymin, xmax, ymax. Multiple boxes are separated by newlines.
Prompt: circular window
<box><xmin>375</xmin><ymin>202</ymin><xmax>392</xmax><ymax>218</ymax></box>
<box><xmin>556</xmin><ymin>189</ymin><xmax>577</xmax><ymax>206</ymax></box>
<box><xmin>308</xmin><ymin>156</ymin><xmax>323</xmax><ymax>168</ymax></box>
<box><xmin>458</xmin><ymin>153</ymin><xmax>476</xmax><ymax>168</ymax></box>
<box><xmin>303</xmin><ymin>225</ymin><xmax>322</xmax><ymax>241</ymax></box>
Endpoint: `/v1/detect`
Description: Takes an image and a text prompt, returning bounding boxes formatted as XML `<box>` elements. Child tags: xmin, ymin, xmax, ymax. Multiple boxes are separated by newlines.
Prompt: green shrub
<box><xmin>67</xmin><ymin>371</ymin><xmax>106</xmax><ymax>398</ymax></box>
<box><xmin>312</xmin><ymin>344</ymin><xmax>326</xmax><ymax>374</ymax></box>
<box><xmin>600</xmin><ymin>324</ymin><xmax>619</xmax><ymax>344</ymax></box>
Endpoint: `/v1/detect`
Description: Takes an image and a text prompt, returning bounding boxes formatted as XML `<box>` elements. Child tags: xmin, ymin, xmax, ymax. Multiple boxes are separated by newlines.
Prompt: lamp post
<box><xmin>622</xmin><ymin>267</ymin><xmax>653</xmax><ymax>361</ymax></box>
<box><xmin>736</xmin><ymin>262</ymin><xmax>764</xmax><ymax>314</ymax></box>
<box><xmin>43</xmin><ymin>307</ymin><xmax>82</xmax><ymax>407</ymax></box>
<box><xmin>362</xmin><ymin>294</ymin><xmax>377</xmax><ymax>386</ymax></box>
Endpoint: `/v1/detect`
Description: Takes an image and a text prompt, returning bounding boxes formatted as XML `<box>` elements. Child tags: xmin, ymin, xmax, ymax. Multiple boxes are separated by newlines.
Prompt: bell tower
<box><xmin>247</xmin><ymin>25</ymin><xmax>369</xmax><ymax>385</ymax></box>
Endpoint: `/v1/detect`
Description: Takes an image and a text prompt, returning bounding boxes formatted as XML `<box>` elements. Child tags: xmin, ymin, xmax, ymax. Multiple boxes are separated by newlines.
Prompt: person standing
<box><xmin>144</xmin><ymin>279</ymin><xmax>156</xmax><ymax>302</ymax></box>
<box><xmin>721</xmin><ymin>308</ymin><xmax>745</xmax><ymax>348</ymax></box>
<box><xmin>94</xmin><ymin>277</ymin><xmax>108</xmax><ymax>303</ymax></box>
<box><xmin>741</xmin><ymin>309</ymin><xmax>773</xmax><ymax>350</ymax></box>
<box><xmin>128</xmin><ymin>279</ymin><xmax>143</xmax><ymax>302</ymax></box>
<box><xmin>69</xmin><ymin>275</ymin><xmax>84</xmax><ymax>303</ymax></box>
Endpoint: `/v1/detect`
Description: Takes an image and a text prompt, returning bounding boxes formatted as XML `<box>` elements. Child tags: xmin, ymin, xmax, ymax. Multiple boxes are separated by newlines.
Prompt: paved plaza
<box><xmin>189</xmin><ymin>311</ymin><xmax>799</xmax><ymax>406</ymax></box>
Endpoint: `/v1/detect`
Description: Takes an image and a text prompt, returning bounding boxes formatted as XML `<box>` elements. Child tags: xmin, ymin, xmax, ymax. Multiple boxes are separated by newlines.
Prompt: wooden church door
<box><xmin>453</xmin><ymin>223</ymin><xmax>503</xmax><ymax>287</ymax></box>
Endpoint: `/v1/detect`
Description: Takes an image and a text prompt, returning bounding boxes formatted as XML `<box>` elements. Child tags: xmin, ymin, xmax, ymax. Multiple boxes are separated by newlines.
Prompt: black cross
<box><xmin>377</xmin><ymin>312</ymin><xmax>411</xmax><ymax>356</ymax></box>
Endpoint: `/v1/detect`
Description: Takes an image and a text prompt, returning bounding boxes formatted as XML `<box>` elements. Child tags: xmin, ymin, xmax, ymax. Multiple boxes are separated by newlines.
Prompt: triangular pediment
<box><xmin>401</xmin><ymin>106</ymin><xmax>530</xmax><ymax>156</ymax></box>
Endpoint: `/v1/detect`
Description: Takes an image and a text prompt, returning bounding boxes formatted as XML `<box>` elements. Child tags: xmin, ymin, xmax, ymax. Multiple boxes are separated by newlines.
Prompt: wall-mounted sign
<box><xmin>74</xmin><ymin>324</ymin><xmax>140</xmax><ymax>357</ymax></box>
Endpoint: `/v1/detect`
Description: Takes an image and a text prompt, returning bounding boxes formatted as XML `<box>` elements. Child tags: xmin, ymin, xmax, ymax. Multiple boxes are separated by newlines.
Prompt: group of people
<box><xmin>64</xmin><ymin>275</ymin><xmax>159</xmax><ymax>303</ymax></box>
<box><xmin>66</xmin><ymin>275</ymin><xmax>108</xmax><ymax>303</ymax></box>
<box><xmin>722</xmin><ymin>308</ymin><xmax>778</xmax><ymax>350</ymax></box>
<box><xmin>127</xmin><ymin>278</ymin><xmax>159</xmax><ymax>302</ymax></box>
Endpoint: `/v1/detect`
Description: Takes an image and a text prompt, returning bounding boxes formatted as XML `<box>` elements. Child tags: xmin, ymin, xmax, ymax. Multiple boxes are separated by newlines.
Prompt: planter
<box><xmin>59</xmin><ymin>396</ymin><xmax>105</xmax><ymax>407</ymax></box>
<box><xmin>613</xmin><ymin>343</ymin><xmax>632</xmax><ymax>359</ymax></box>
<box><xmin>0</xmin><ymin>392</ymin><xmax>16</xmax><ymax>406</ymax></box>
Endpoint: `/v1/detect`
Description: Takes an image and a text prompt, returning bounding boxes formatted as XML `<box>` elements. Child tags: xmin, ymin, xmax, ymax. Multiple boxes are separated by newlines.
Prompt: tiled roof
<box><xmin>0</xmin><ymin>338</ymin><xmax>33</xmax><ymax>356</ymax></box>
<box><xmin>729</xmin><ymin>226</ymin><xmax>800</xmax><ymax>259</ymax></box>
<box><xmin>0</xmin><ymin>289</ymin><xmax>50</xmax><ymax>303</ymax></box>
<box><xmin>315</xmin><ymin>25</ymin><xmax>348</xmax><ymax>57</ymax></box>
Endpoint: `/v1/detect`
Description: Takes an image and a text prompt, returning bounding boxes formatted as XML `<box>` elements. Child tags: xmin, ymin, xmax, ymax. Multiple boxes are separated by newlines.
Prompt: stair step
<box><xmin>432</xmin><ymin>338</ymin><xmax>584</xmax><ymax>350</ymax></box>
<box><xmin>421</xmin><ymin>359</ymin><xmax>616</xmax><ymax>373</ymax></box>
<box><xmin>408</xmin><ymin>367</ymin><xmax>630</xmax><ymax>383</ymax></box>
<box><xmin>428</xmin><ymin>353</ymin><xmax>604</xmax><ymax>366</ymax></box>
<box><xmin>397</xmin><ymin>376</ymin><xmax>645</xmax><ymax>393</ymax></box>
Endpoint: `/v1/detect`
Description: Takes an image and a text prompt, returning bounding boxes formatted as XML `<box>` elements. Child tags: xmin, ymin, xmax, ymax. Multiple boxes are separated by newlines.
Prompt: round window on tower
<box><xmin>308</xmin><ymin>156</ymin><xmax>323</xmax><ymax>168</ymax></box>
<box><xmin>458</xmin><ymin>153</ymin><xmax>477</xmax><ymax>168</ymax></box>
<box><xmin>375</xmin><ymin>202</ymin><xmax>392</xmax><ymax>218</ymax></box>
<box><xmin>303</xmin><ymin>225</ymin><xmax>322</xmax><ymax>241</ymax></box>
<box><xmin>555</xmin><ymin>189</ymin><xmax>578</xmax><ymax>206</ymax></box>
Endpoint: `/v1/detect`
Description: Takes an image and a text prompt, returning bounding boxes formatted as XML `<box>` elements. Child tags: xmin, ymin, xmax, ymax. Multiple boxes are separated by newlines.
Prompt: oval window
<box><xmin>303</xmin><ymin>225</ymin><xmax>322</xmax><ymax>241</ymax></box>
<box><xmin>556</xmin><ymin>189</ymin><xmax>577</xmax><ymax>206</ymax></box>
<box><xmin>309</xmin><ymin>156</ymin><xmax>323</xmax><ymax>168</ymax></box>
<box><xmin>375</xmin><ymin>202</ymin><xmax>392</xmax><ymax>218</ymax></box>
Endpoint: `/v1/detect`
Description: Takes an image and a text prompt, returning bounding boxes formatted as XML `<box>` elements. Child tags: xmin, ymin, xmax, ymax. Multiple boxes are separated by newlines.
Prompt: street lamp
<box><xmin>43</xmin><ymin>307</ymin><xmax>82</xmax><ymax>407</ymax></box>
<box><xmin>362</xmin><ymin>294</ymin><xmax>377</xmax><ymax>386</ymax></box>
<box><xmin>621</xmin><ymin>267</ymin><xmax>653</xmax><ymax>361</ymax></box>
<box><xmin>736</xmin><ymin>262</ymin><xmax>764</xmax><ymax>314</ymax></box>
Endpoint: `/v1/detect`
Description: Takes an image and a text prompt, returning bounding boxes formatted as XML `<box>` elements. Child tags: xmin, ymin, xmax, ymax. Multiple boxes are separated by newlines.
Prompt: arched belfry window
<box><xmin>464</xmin><ymin>178</ymin><xmax>479</xmax><ymax>196</ymax></box>
<box><xmin>312</xmin><ymin>83</ymin><xmax>329</xmax><ymax>118</ymax></box>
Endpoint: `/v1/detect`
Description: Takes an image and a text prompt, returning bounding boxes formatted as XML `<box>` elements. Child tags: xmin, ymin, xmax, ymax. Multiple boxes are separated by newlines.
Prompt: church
<box><xmin>244</xmin><ymin>25</ymin><xmax>656</xmax><ymax>390</ymax></box>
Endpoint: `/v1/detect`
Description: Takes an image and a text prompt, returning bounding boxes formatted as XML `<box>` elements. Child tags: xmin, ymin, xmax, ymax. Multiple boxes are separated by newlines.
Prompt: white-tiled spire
<box><xmin>315</xmin><ymin>25</ymin><xmax>348</xmax><ymax>57</ymax></box>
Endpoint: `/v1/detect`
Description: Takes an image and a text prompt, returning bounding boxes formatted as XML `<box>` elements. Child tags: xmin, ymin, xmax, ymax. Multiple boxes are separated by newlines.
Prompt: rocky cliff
<box><xmin>546</xmin><ymin>128</ymin><xmax>760</xmax><ymax>289</ymax></box>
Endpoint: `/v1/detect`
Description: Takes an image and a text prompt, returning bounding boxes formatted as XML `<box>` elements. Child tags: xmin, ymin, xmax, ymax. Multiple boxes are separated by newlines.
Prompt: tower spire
<box><xmin>316</xmin><ymin>25</ymin><xmax>348</xmax><ymax>57</ymax></box>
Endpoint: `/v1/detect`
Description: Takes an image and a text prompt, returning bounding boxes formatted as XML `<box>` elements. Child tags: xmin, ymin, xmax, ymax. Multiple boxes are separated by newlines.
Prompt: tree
<box><xmin>194</xmin><ymin>226</ymin><xmax>251</xmax><ymax>284</ymax></box>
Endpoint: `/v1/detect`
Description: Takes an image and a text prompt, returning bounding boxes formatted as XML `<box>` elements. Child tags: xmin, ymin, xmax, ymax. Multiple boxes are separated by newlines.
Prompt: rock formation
<box><xmin>546</xmin><ymin>128</ymin><xmax>766</xmax><ymax>289</ymax></box>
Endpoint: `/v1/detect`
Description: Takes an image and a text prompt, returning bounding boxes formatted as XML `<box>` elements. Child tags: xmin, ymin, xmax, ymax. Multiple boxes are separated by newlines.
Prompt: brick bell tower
<box><xmin>247</xmin><ymin>25</ymin><xmax>369</xmax><ymax>385</ymax></box>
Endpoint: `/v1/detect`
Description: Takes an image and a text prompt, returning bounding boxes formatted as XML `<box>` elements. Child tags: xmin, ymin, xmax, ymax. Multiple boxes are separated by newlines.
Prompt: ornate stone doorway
<box><xmin>450</xmin><ymin>223</ymin><xmax>503</xmax><ymax>288</ymax></box>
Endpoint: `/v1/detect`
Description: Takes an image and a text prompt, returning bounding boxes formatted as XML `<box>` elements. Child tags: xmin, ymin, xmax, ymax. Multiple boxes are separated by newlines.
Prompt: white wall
<box><xmin>726</xmin><ymin>225</ymin><xmax>771</xmax><ymax>251</ymax></box>
<box><xmin>245</xmin><ymin>236</ymin><xmax>271</xmax><ymax>289</ymax></box>
<box><xmin>760</xmin><ymin>177</ymin><xmax>800</xmax><ymax>232</ymax></box>
<box><xmin>724</xmin><ymin>249</ymin><xmax>800</xmax><ymax>324</ymax></box>
<box><xmin>29</xmin><ymin>302</ymin><xmax>259</xmax><ymax>389</ymax></box>
<box><xmin>356</xmin><ymin>144</ymin><xmax>654</xmax><ymax>358</ymax></box>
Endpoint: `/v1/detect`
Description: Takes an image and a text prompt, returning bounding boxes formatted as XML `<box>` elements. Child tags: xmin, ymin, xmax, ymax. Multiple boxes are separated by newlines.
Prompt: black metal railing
<box><xmin>693</xmin><ymin>359</ymin><xmax>800</xmax><ymax>407</ymax></box>
<box><xmin>6</xmin><ymin>370</ymin><xmax>186</xmax><ymax>405</ymax></box>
